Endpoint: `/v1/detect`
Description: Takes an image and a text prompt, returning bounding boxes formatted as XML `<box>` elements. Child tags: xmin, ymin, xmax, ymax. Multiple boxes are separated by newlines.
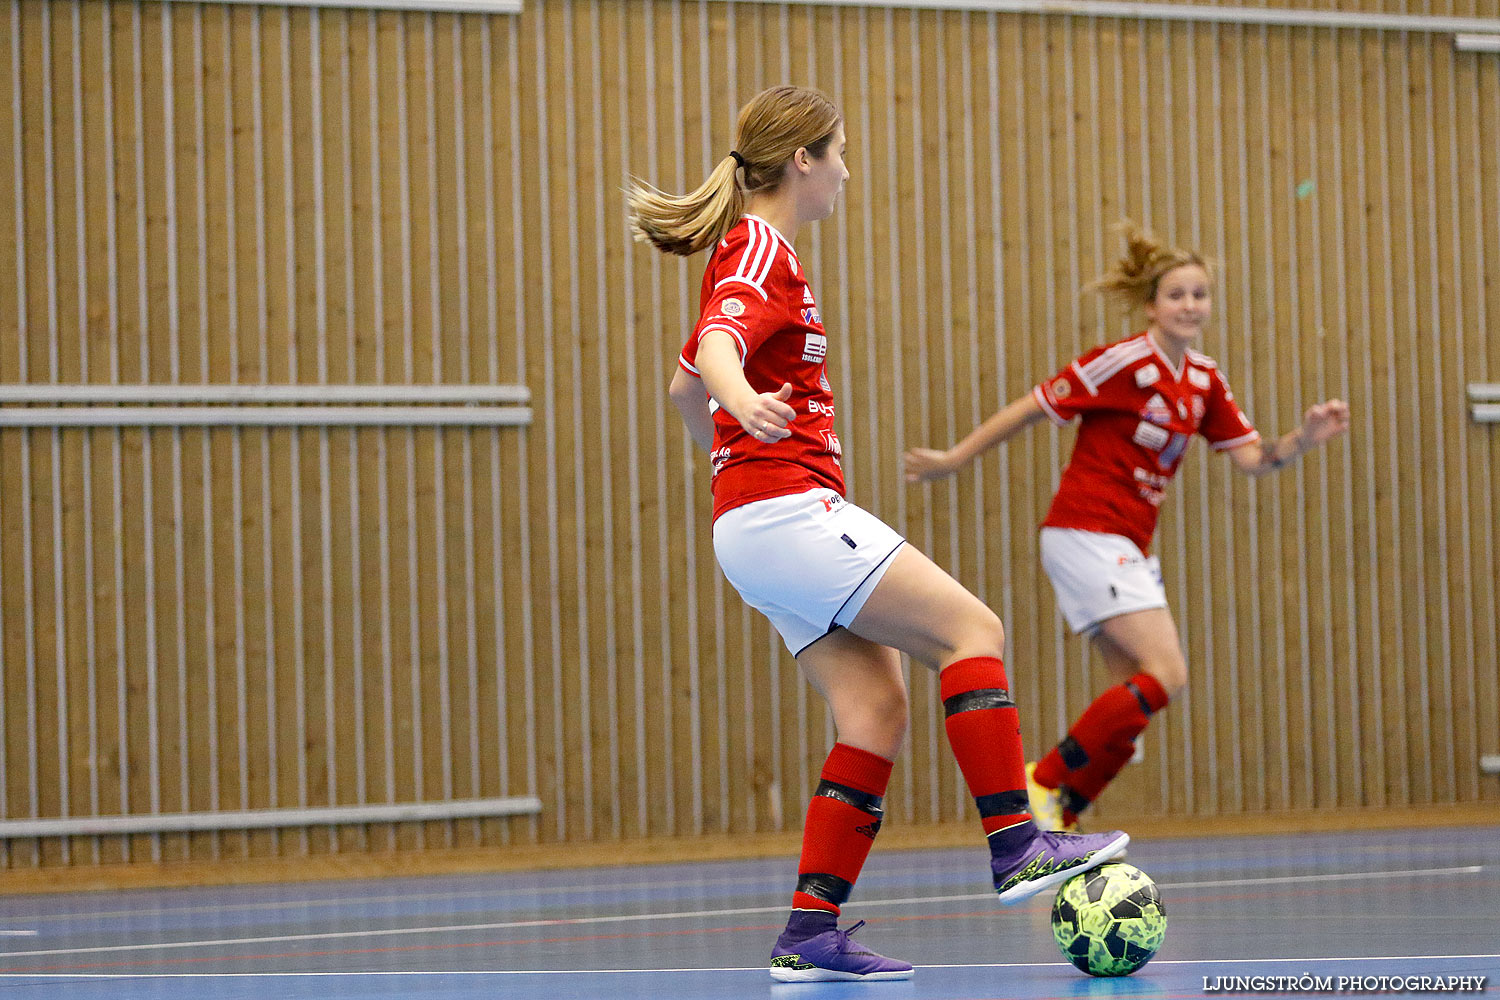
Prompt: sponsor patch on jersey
<box><xmin>1051</xmin><ymin>378</ymin><xmax>1072</xmax><ymax>399</ymax></box>
<box><xmin>1190</xmin><ymin>397</ymin><xmax>1206</xmax><ymax>421</ymax></box>
<box><xmin>1134</xmin><ymin>363</ymin><xmax>1160</xmax><ymax>388</ymax></box>
<box><xmin>1142</xmin><ymin>392</ymin><xmax>1172</xmax><ymax>425</ymax></box>
<box><xmin>721</xmin><ymin>297</ymin><xmax>745</xmax><ymax>317</ymax></box>
<box><xmin>1188</xmin><ymin>367</ymin><xmax>1211</xmax><ymax>390</ymax></box>
<box><xmin>1133</xmin><ymin>421</ymin><xmax>1170</xmax><ymax>450</ymax></box>
<box><xmin>802</xmin><ymin>333</ymin><xmax>827</xmax><ymax>363</ymax></box>
<box><xmin>819</xmin><ymin>372</ymin><xmax>831</xmax><ymax>392</ymax></box>
<box><xmin>801</xmin><ymin>306</ymin><xmax>822</xmax><ymax>326</ymax></box>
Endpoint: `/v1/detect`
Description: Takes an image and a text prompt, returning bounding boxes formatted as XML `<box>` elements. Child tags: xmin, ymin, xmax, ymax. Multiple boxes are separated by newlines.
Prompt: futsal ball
<box><xmin>1050</xmin><ymin>862</ymin><xmax>1166</xmax><ymax>977</ymax></box>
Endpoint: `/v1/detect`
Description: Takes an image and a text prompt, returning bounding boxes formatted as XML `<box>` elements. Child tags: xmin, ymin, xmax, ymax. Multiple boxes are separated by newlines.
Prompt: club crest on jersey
<box><xmin>1134</xmin><ymin>363</ymin><xmax>1160</xmax><ymax>388</ymax></box>
<box><xmin>1142</xmin><ymin>393</ymin><xmax>1172</xmax><ymax>425</ymax></box>
<box><xmin>721</xmin><ymin>298</ymin><xmax>745</xmax><ymax>317</ymax></box>
<box><xmin>1188</xmin><ymin>367</ymin><xmax>1211</xmax><ymax>390</ymax></box>
<box><xmin>802</xmin><ymin>333</ymin><xmax>827</xmax><ymax>363</ymax></box>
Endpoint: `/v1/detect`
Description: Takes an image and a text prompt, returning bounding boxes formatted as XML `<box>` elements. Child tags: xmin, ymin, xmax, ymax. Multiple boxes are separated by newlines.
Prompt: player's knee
<box><xmin>952</xmin><ymin>607</ymin><xmax>1005</xmax><ymax>661</ymax></box>
<box><xmin>841</xmin><ymin>683</ymin><xmax>909</xmax><ymax>755</ymax></box>
<box><xmin>1145</xmin><ymin>652</ymin><xmax>1188</xmax><ymax>698</ymax></box>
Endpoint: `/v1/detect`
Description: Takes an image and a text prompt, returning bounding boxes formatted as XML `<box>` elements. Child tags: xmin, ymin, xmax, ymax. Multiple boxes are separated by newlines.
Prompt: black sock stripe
<box><xmin>975</xmin><ymin>789</ymin><xmax>1030</xmax><ymax>817</ymax></box>
<box><xmin>796</xmin><ymin>872</ymin><xmax>854</xmax><ymax>907</ymax></box>
<box><xmin>1058</xmin><ymin>735</ymin><xmax>1090</xmax><ymax>770</ymax></box>
<box><xmin>1125</xmin><ymin>680</ymin><xmax>1156</xmax><ymax>716</ymax></box>
<box><xmin>942</xmin><ymin>687</ymin><xmax>1014</xmax><ymax>717</ymax></box>
<box><xmin>1059</xmin><ymin>785</ymin><xmax>1091</xmax><ymax>815</ymax></box>
<box><xmin>815</xmin><ymin>779</ymin><xmax>885</xmax><ymax>818</ymax></box>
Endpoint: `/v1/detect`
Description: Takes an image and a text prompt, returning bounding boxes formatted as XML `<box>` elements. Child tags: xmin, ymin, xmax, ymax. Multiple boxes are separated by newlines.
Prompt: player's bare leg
<box><xmin>849</xmin><ymin>546</ymin><xmax>1128</xmax><ymax>904</ymax></box>
<box><xmin>769</xmin><ymin>630</ymin><xmax>912</xmax><ymax>983</ymax></box>
<box><xmin>1033</xmin><ymin>608</ymin><xmax>1184</xmax><ymax>827</ymax></box>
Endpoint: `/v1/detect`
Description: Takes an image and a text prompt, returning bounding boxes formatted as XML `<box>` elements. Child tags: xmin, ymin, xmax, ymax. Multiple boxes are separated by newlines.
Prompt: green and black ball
<box><xmin>1050</xmin><ymin>862</ymin><xmax>1167</xmax><ymax>977</ymax></box>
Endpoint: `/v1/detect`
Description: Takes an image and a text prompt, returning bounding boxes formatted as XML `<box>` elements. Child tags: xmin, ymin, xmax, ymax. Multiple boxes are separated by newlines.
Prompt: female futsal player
<box><xmin>905</xmin><ymin>223</ymin><xmax>1350</xmax><ymax>832</ymax></box>
<box><xmin>628</xmin><ymin>85</ymin><xmax>1128</xmax><ymax>983</ymax></box>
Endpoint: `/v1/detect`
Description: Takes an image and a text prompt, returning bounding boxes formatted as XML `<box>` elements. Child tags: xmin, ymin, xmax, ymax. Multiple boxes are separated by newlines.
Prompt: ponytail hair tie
<box><xmin>729</xmin><ymin>150</ymin><xmax>746</xmax><ymax>170</ymax></box>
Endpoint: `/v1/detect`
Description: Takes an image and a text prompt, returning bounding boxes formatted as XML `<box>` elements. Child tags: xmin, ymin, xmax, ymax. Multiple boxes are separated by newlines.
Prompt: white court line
<box><xmin>0</xmin><ymin>836</ymin><xmax>1469</xmax><ymax>926</ymax></box>
<box><xmin>1</xmin><ymin>954</ymin><xmax>1498</xmax><ymax>979</ymax></box>
<box><xmin>0</xmin><ymin>865</ymin><xmax>1483</xmax><ymax>961</ymax></box>
<box><xmin>0</xmin><ymin>931</ymin><xmax>37</xmax><ymax>937</ymax></box>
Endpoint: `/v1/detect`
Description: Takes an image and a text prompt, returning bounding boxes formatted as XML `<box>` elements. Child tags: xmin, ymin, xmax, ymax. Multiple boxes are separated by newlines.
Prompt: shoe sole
<box><xmin>994</xmin><ymin>831</ymin><xmax>1130</xmax><ymax>906</ymax></box>
<box><xmin>769</xmin><ymin>968</ymin><xmax>915</xmax><ymax>983</ymax></box>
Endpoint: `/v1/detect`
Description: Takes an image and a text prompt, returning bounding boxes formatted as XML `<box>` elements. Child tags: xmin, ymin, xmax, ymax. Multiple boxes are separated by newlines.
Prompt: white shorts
<box><xmin>1039</xmin><ymin>527</ymin><xmax>1167</xmax><ymax>637</ymax></box>
<box><xmin>712</xmin><ymin>488</ymin><xmax>906</xmax><ymax>656</ymax></box>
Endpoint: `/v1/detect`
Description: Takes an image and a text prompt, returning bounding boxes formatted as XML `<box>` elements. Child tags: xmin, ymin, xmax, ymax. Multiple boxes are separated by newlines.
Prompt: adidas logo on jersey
<box><xmin>803</xmin><ymin>285</ymin><xmax>816</xmax><ymax>304</ymax></box>
<box><xmin>1142</xmin><ymin>393</ymin><xmax>1172</xmax><ymax>425</ymax></box>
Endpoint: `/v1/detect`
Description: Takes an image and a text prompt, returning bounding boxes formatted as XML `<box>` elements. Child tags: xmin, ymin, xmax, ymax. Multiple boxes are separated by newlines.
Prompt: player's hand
<box><xmin>903</xmin><ymin>447</ymin><xmax>959</xmax><ymax>482</ymax></box>
<box><xmin>738</xmin><ymin>382</ymin><xmax>796</xmax><ymax>443</ymax></box>
<box><xmin>1301</xmin><ymin>399</ymin><xmax>1350</xmax><ymax>446</ymax></box>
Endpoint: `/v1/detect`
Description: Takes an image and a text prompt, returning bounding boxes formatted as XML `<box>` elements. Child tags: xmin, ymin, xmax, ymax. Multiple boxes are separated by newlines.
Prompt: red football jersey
<box><xmin>1032</xmin><ymin>332</ymin><xmax>1260</xmax><ymax>553</ymax></box>
<box><xmin>677</xmin><ymin>215</ymin><xmax>844</xmax><ymax>520</ymax></box>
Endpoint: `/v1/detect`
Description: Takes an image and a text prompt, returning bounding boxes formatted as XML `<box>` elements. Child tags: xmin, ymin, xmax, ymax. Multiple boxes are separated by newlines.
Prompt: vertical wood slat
<box><xmin>1</xmin><ymin>0</ymin><xmax>1497</xmax><ymax>873</ymax></box>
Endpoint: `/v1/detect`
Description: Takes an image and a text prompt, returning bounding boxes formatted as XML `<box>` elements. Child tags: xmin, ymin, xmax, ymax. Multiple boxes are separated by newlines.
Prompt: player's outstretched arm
<box><xmin>696</xmin><ymin>330</ymin><xmax>796</xmax><ymax>443</ymax></box>
<box><xmin>903</xmin><ymin>393</ymin><xmax>1046</xmax><ymax>482</ymax></box>
<box><xmin>668</xmin><ymin>365</ymin><xmax>716</xmax><ymax>452</ymax></box>
<box><xmin>1226</xmin><ymin>399</ymin><xmax>1351</xmax><ymax>477</ymax></box>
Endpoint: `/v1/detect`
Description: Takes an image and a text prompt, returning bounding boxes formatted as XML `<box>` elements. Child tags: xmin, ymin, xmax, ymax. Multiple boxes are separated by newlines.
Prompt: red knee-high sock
<box><xmin>1034</xmin><ymin>672</ymin><xmax>1169</xmax><ymax>821</ymax></box>
<box><xmin>791</xmin><ymin>742</ymin><xmax>894</xmax><ymax>915</ymax></box>
<box><xmin>939</xmin><ymin>657</ymin><xmax>1034</xmax><ymax>848</ymax></box>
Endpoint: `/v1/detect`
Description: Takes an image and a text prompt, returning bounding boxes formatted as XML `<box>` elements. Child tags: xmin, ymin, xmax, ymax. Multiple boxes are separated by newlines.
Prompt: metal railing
<box><xmin>0</xmin><ymin>384</ymin><xmax>533</xmax><ymax>427</ymax></box>
<box><xmin>1469</xmin><ymin>383</ymin><xmax>1500</xmax><ymax>424</ymax></box>
<box><xmin>0</xmin><ymin>797</ymin><xmax>543</xmax><ymax>839</ymax></box>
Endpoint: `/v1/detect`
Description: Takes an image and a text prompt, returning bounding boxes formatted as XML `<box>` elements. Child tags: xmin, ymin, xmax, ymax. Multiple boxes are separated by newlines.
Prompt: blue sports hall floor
<box><xmin>0</xmin><ymin>825</ymin><xmax>1496</xmax><ymax>998</ymax></box>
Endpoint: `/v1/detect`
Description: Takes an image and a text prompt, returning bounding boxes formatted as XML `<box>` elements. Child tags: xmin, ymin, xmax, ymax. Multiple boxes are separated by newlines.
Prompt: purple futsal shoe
<box><xmin>769</xmin><ymin>916</ymin><xmax>914</xmax><ymax>983</ymax></box>
<box><xmin>992</xmin><ymin>828</ymin><xmax>1130</xmax><ymax>905</ymax></box>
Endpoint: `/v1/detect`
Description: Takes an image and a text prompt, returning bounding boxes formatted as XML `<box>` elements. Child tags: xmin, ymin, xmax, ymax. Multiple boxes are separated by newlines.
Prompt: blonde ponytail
<box><xmin>627</xmin><ymin>85</ymin><xmax>842</xmax><ymax>257</ymax></box>
<box><xmin>626</xmin><ymin>156</ymin><xmax>745</xmax><ymax>257</ymax></box>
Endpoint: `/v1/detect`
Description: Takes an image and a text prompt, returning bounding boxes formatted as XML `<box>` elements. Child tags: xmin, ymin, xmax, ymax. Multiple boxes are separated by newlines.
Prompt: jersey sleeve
<box><xmin>1032</xmin><ymin>347</ymin><xmax>1125</xmax><ymax>425</ymax></box>
<box><xmin>678</xmin><ymin>328</ymin><xmax>700</xmax><ymax>377</ymax></box>
<box><xmin>691</xmin><ymin>224</ymin><xmax>788</xmax><ymax>364</ymax></box>
<box><xmin>1200</xmin><ymin>368</ymin><xmax>1261</xmax><ymax>450</ymax></box>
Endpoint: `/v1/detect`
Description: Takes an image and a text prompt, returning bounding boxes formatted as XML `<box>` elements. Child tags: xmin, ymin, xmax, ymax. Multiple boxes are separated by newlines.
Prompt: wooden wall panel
<box><xmin>1</xmin><ymin>0</ymin><xmax>1497</xmax><ymax>875</ymax></box>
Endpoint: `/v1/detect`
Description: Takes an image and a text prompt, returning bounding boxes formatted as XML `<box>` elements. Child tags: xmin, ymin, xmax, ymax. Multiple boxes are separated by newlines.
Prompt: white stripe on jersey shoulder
<box><xmin>1079</xmin><ymin>336</ymin><xmax>1153</xmax><ymax>390</ymax></box>
<box><xmin>743</xmin><ymin>213</ymin><xmax>800</xmax><ymax>270</ymax></box>
<box><xmin>713</xmin><ymin>215</ymin><xmax>798</xmax><ymax>302</ymax></box>
<box><xmin>713</xmin><ymin>274</ymin><xmax>769</xmax><ymax>301</ymax></box>
<box><xmin>1070</xmin><ymin>360</ymin><xmax>1100</xmax><ymax>396</ymax></box>
<box><xmin>1185</xmin><ymin>348</ymin><xmax>1217</xmax><ymax>369</ymax></box>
